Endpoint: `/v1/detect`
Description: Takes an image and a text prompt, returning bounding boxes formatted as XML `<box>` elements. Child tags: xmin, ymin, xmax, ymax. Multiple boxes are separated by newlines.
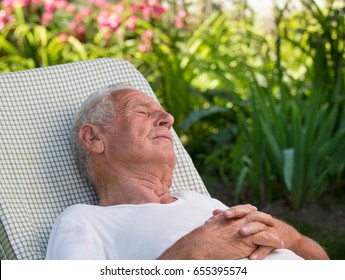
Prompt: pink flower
<box><xmin>74</xmin><ymin>14</ymin><xmax>83</xmax><ymax>23</ymax></box>
<box><xmin>2</xmin><ymin>0</ymin><xmax>30</xmax><ymax>8</ymax></box>
<box><xmin>97</xmin><ymin>8</ymin><xmax>123</xmax><ymax>32</ymax></box>
<box><xmin>0</xmin><ymin>10</ymin><xmax>11</xmax><ymax>31</ymax></box>
<box><xmin>174</xmin><ymin>10</ymin><xmax>187</xmax><ymax>28</ymax></box>
<box><xmin>177</xmin><ymin>10</ymin><xmax>187</xmax><ymax>18</ymax></box>
<box><xmin>131</xmin><ymin>1</ymin><xmax>167</xmax><ymax>20</ymax></box>
<box><xmin>152</xmin><ymin>3</ymin><xmax>167</xmax><ymax>17</ymax></box>
<box><xmin>97</xmin><ymin>11</ymin><xmax>109</xmax><ymax>28</ymax></box>
<box><xmin>112</xmin><ymin>3</ymin><xmax>124</xmax><ymax>13</ymax></box>
<box><xmin>142</xmin><ymin>5</ymin><xmax>151</xmax><ymax>20</ymax></box>
<box><xmin>40</xmin><ymin>11</ymin><xmax>54</xmax><ymax>26</ymax></box>
<box><xmin>108</xmin><ymin>13</ymin><xmax>121</xmax><ymax>30</ymax></box>
<box><xmin>138</xmin><ymin>44</ymin><xmax>148</xmax><ymax>53</ymax></box>
<box><xmin>77</xmin><ymin>25</ymin><xmax>86</xmax><ymax>38</ymax></box>
<box><xmin>89</xmin><ymin>0</ymin><xmax>107</xmax><ymax>8</ymax></box>
<box><xmin>44</xmin><ymin>0</ymin><xmax>56</xmax><ymax>13</ymax></box>
<box><xmin>126</xmin><ymin>15</ymin><xmax>138</xmax><ymax>31</ymax></box>
<box><xmin>103</xmin><ymin>31</ymin><xmax>111</xmax><ymax>40</ymax></box>
<box><xmin>64</xmin><ymin>4</ymin><xmax>77</xmax><ymax>13</ymax></box>
<box><xmin>57</xmin><ymin>32</ymin><xmax>68</xmax><ymax>44</ymax></box>
<box><xmin>69</xmin><ymin>21</ymin><xmax>86</xmax><ymax>41</ymax></box>
<box><xmin>80</xmin><ymin>7</ymin><xmax>92</xmax><ymax>17</ymax></box>
<box><xmin>55</xmin><ymin>0</ymin><xmax>68</xmax><ymax>9</ymax></box>
<box><xmin>73</xmin><ymin>7</ymin><xmax>92</xmax><ymax>24</ymax></box>
<box><xmin>139</xmin><ymin>29</ymin><xmax>154</xmax><ymax>52</ymax></box>
<box><xmin>69</xmin><ymin>21</ymin><xmax>76</xmax><ymax>28</ymax></box>
<box><xmin>142</xmin><ymin>29</ymin><xmax>153</xmax><ymax>39</ymax></box>
<box><xmin>130</xmin><ymin>4</ymin><xmax>144</xmax><ymax>12</ymax></box>
<box><xmin>147</xmin><ymin>0</ymin><xmax>158</xmax><ymax>6</ymax></box>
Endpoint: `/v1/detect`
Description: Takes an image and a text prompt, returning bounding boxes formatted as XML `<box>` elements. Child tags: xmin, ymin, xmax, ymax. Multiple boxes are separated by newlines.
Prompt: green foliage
<box><xmin>225</xmin><ymin>0</ymin><xmax>345</xmax><ymax>207</ymax></box>
<box><xmin>237</xmin><ymin>78</ymin><xmax>345</xmax><ymax>208</ymax></box>
<box><xmin>280</xmin><ymin>0</ymin><xmax>345</xmax><ymax>97</ymax></box>
<box><xmin>177</xmin><ymin>0</ymin><xmax>345</xmax><ymax>208</ymax></box>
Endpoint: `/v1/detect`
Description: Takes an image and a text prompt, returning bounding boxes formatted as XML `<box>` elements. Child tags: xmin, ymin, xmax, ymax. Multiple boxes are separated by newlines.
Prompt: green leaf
<box><xmin>235</xmin><ymin>166</ymin><xmax>249</xmax><ymax>201</ymax></box>
<box><xmin>67</xmin><ymin>36</ymin><xmax>87</xmax><ymax>60</ymax></box>
<box><xmin>283</xmin><ymin>148</ymin><xmax>295</xmax><ymax>192</ymax></box>
<box><xmin>181</xmin><ymin>106</ymin><xmax>228</xmax><ymax>132</ymax></box>
<box><xmin>33</xmin><ymin>25</ymin><xmax>48</xmax><ymax>47</ymax></box>
<box><xmin>0</xmin><ymin>35</ymin><xmax>18</xmax><ymax>55</ymax></box>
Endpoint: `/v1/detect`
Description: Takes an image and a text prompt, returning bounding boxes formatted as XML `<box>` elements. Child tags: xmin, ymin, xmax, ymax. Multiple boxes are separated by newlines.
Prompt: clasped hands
<box><xmin>204</xmin><ymin>204</ymin><xmax>297</xmax><ymax>260</ymax></box>
<box><xmin>160</xmin><ymin>204</ymin><xmax>329</xmax><ymax>260</ymax></box>
<box><xmin>159</xmin><ymin>204</ymin><xmax>299</xmax><ymax>260</ymax></box>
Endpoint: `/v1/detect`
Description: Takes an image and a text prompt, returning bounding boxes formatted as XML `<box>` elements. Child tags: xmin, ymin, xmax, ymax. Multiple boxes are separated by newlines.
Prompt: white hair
<box><xmin>70</xmin><ymin>83</ymin><xmax>138</xmax><ymax>183</ymax></box>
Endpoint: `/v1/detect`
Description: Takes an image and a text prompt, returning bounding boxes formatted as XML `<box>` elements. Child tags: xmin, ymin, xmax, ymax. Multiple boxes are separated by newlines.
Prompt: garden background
<box><xmin>1</xmin><ymin>0</ymin><xmax>344</xmax><ymax>259</ymax></box>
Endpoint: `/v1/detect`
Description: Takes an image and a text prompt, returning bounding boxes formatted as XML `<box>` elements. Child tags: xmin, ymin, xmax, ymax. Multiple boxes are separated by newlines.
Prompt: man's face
<box><xmin>102</xmin><ymin>90</ymin><xmax>176</xmax><ymax>170</ymax></box>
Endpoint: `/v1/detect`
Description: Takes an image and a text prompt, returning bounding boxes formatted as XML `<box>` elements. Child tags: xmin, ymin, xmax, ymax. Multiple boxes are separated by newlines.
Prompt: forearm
<box><xmin>158</xmin><ymin>217</ymin><xmax>257</xmax><ymax>260</ymax></box>
<box><xmin>158</xmin><ymin>229</ymin><xmax>205</xmax><ymax>260</ymax></box>
<box><xmin>289</xmin><ymin>234</ymin><xmax>329</xmax><ymax>260</ymax></box>
<box><xmin>273</xmin><ymin>219</ymin><xmax>329</xmax><ymax>260</ymax></box>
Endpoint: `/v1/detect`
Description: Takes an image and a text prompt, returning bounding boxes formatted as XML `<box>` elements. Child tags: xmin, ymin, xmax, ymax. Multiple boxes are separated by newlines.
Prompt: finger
<box><xmin>239</xmin><ymin>222</ymin><xmax>268</xmax><ymax>236</ymax></box>
<box><xmin>212</xmin><ymin>209</ymin><xmax>224</xmax><ymax>216</ymax></box>
<box><xmin>205</xmin><ymin>215</ymin><xmax>217</xmax><ymax>224</ymax></box>
<box><xmin>205</xmin><ymin>212</ymin><xmax>224</xmax><ymax>224</ymax></box>
<box><xmin>222</xmin><ymin>204</ymin><xmax>257</xmax><ymax>219</ymax></box>
<box><xmin>250</xmin><ymin>231</ymin><xmax>285</xmax><ymax>249</ymax></box>
<box><xmin>243</xmin><ymin>211</ymin><xmax>275</xmax><ymax>226</ymax></box>
<box><xmin>248</xmin><ymin>246</ymin><xmax>274</xmax><ymax>260</ymax></box>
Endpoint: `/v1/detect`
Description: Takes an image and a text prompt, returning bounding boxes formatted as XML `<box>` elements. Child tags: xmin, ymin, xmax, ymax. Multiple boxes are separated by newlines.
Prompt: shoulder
<box><xmin>60</xmin><ymin>203</ymin><xmax>95</xmax><ymax>215</ymax></box>
<box><xmin>46</xmin><ymin>204</ymin><xmax>116</xmax><ymax>260</ymax></box>
<box><xmin>49</xmin><ymin>204</ymin><xmax>106</xmax><ymax>244</ymax></box>
<box><xmin>56</xmin><ymin>204</ymin><xmax>99</xmax><ymax>224</ymax></box>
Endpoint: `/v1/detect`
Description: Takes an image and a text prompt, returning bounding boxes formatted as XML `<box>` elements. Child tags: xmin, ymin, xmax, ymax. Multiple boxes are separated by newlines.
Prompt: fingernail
<box><xmin>224</xmin><ymin>209</ymin><xmax>234</xmax><ymax>217</ymax></box>
<box><xmin>240</xmin><ymin>226</ymin><xmax>249</xmax><ymax>234</ymax></box>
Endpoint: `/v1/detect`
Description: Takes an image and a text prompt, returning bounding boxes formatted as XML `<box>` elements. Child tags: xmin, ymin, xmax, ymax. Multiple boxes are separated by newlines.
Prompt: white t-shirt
<box><xmin>45</xmin><ymin>190</ymin><xmax>302</xmax><ymax>260</ymax></box>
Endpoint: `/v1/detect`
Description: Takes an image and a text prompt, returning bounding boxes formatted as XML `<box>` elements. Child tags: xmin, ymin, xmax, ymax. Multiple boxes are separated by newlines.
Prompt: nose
<box><xmin>154</xmin><ymin>110</ymin><xmax>174</xmax><ymax>129</ymax></box>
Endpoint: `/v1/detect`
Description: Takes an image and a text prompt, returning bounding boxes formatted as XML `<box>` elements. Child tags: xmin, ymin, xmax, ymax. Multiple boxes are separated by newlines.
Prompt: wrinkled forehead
<box><xmin>113</xmin><ymin>89</ymin><xmax>162</xmax><ymax>111</ymax></box>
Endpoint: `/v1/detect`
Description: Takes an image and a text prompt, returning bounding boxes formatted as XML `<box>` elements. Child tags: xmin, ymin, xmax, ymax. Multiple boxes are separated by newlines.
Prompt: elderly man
<box><xmin>45</xmin><ymin>84</ymin><xmax>329</xmax><ymax>260</ymax></box>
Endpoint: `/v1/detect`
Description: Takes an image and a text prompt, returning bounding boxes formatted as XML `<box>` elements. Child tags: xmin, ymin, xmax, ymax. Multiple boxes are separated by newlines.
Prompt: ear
<box><xmin>79</xmin><ymin>124</ymin><xmax>105</xmax><ymax>154</ymax></box>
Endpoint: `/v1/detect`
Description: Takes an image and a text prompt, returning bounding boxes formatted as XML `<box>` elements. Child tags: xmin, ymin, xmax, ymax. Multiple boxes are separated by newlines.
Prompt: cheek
<box><xmin>123</xmin><ymin>115</ymin><xmax>149</xmax><ymax>137</ymax></box>
<box><xmin>108</xmin><ymin>125</ymin><xmax>147</xmax><ymax>153</ymax></box>
<box><xmin>106</xmin><ymin>115</ymin><xmax>153</xmax><ymax>156</ymax></box>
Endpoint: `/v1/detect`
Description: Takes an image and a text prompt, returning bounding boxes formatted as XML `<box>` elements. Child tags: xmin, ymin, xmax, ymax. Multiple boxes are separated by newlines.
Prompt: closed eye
<box><xmin>137</xmin><ymin>111</ymin><xmax>150</xmax><ymax>117</ymax></box>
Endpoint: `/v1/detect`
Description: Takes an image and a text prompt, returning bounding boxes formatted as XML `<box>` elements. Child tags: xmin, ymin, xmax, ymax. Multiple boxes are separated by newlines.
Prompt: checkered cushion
<box><xmin>0</xmin><ymin>58</ymin><xmax>208</xmax><ymax>260</ymax></box>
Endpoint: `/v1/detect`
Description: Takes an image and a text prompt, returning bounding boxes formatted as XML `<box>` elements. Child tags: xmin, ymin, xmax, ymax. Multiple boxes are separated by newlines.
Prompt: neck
<box><xmin>94</xmin><ymin>163</ymin><xmax>176</xmax><ymax>206</ymax></box>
